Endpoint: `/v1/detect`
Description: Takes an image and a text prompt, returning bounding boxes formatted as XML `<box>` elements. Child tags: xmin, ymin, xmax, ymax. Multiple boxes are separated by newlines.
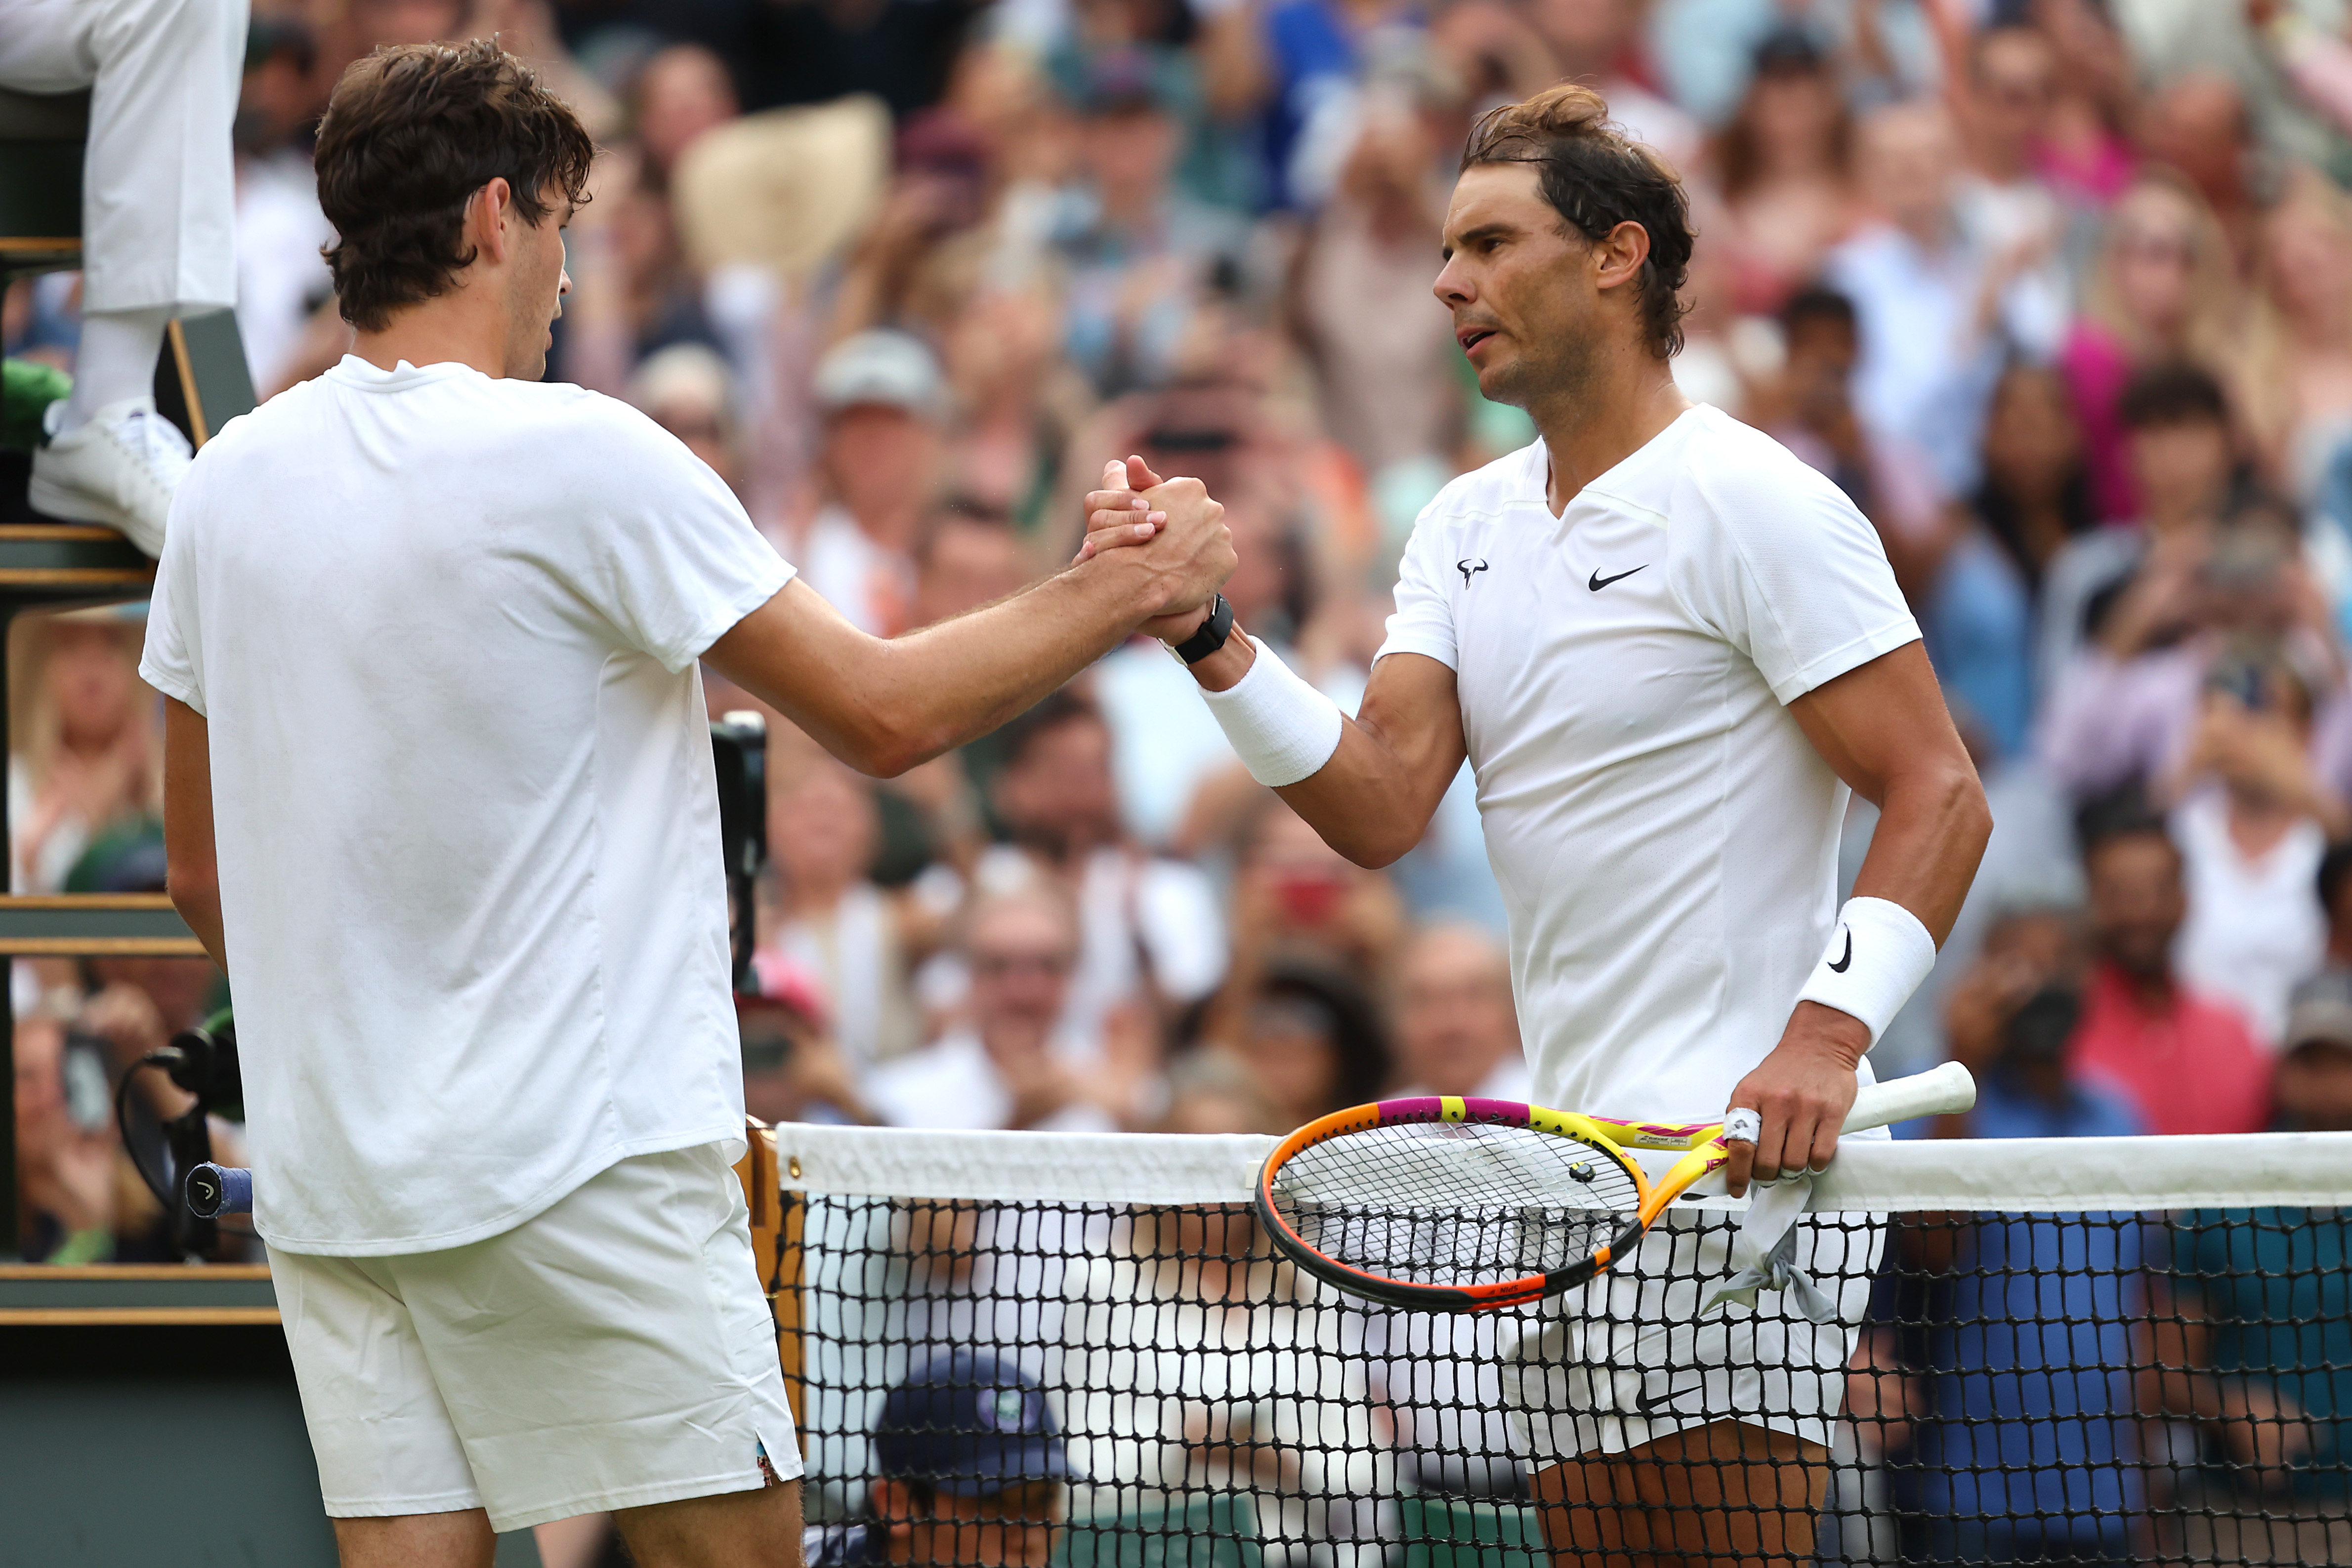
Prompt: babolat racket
<box><xmin>1255</xmin><ymin>1061</ymin><xmax>1975</xmax><ymax>1312</ymax></box>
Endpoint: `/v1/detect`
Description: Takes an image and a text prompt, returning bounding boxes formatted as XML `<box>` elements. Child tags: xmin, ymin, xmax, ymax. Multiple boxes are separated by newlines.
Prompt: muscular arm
<box><xmin>162</xmin><ymin>698</ymin><xmax>228</xmax><ymax>974</ymax></box>
<box><xmin>708</xmin><ymin>479</ymin><xmax>1233</xmax><ymax>778</ymax></box>
<box><xmin>1182</xmin><ymin>633</ymin><xmax>1467</xmax><ymax>866</ymax></box>
<box><xmin>1726</xmin><ymin>640</ymin><xmax>1992</xmax><ymax>1193</ymax></box>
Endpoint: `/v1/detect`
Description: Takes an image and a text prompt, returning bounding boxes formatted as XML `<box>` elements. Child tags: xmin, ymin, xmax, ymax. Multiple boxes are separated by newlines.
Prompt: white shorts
<box><xmin>270</xmin><ymin>1141</ymin><xmax>804</xmax><ymax>1532</ymax></box>
<box><xmin>1498</xmin><ymin>1205</ymin><xmax>1885</xmax><ymax>1465</ymax></box>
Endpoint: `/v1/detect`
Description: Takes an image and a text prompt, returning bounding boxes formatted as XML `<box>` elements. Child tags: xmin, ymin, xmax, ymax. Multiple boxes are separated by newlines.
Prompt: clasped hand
<box><xmin>1074</xmin><ymin>455</ymin><xmax>1233</xmax><ymax>640</ymax></box>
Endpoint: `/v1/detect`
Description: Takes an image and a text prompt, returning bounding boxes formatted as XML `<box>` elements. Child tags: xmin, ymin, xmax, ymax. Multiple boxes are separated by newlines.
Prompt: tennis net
<box><xmin>760</xmin><ymin>1120</ymin><xmax>2352</xmax><ymax>1567</ymax></box>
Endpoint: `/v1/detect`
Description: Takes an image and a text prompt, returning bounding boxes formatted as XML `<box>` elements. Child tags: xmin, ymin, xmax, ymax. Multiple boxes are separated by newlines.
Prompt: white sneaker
<box><xmin>28</xmin><ymin>395</ymin><xmax>193</xmax><ymax>558</ymax></box>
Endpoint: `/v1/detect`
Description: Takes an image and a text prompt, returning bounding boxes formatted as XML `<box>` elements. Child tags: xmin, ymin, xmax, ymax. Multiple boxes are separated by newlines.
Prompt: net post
<box><xmin>734</xmin><ymin>1119</ymin><xmax>803</xmax><ymax>1449</ymax></box>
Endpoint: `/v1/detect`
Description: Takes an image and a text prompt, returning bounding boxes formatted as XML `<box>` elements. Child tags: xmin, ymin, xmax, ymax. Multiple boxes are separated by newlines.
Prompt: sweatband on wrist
<box><xmin>1197</xmin><ymin>636</ymin><xmax>1344</xmax><ymax>787</ymax></box>
<box><xmin>1795</xmin><ymin>896</ymin><xmax>1937</xmax><ymax>1047</ymax></box>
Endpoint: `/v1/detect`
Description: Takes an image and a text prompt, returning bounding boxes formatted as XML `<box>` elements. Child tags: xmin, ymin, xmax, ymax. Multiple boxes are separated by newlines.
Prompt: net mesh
<box><xmin>775</xmin><ymin>1127</ymin><xmax>2352</xmax><ymax>1568</ymax></box>
<box><xmin>1268</xmin><ymin>1121</ymin><xmax>1644</xmax><ymax>1292</ymax></box>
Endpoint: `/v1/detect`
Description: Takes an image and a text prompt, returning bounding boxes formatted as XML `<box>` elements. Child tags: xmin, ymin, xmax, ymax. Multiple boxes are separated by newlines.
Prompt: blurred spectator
<box><xmin>1225</xmin><ymin>797</ymin><xmax>1405</xmax><ymax>988</ymax></box>
<box><xmin>2024</xmin><ymin>0</ymin><xmax>2140</xmax><ymax>210</ymax></box>
<box><xmin>2066</xmin><ymin>796</ymin><xmax>2272</xmax><ymax>1136</ymax></box>
<box><xmin>1387</xmin><ymin>922</ymin><xmax>1528</xmax><ymax>1101</ymax></box>
<box><xmin>1052</xmin><ymin>52</ymin><xmax>1249</xmax><ymax>396</ymax></box>
<box><xmin>2058</xmin><ymin>172</ymin><xmax>2240</xmax><ymax>525</ymax></box>
<box><xmin>67</xmin><ymin>821</ymin><xmax>222</xmax><ymax>1036</ymax></box>
<box><xmin>1827</xmin><ymin>98</ymin><xmax>2065</xmax><ymax>498</ymax></box>
<box><xmin>1154</xmin><ymin>1049</ymin><xmax>1290</xmax><ymax>1136</ymax></box>
<box><xmin>632</xmin><ymin>43</ymin><xmax>740</xmax><ymax>185</ymax></box>
<box><xmin>8</xmin><ymin>611</ymin><xmax>161</xmax><ymax>895</ymax></box>
<box><xmin>803</xmin><ymin>1351</ymin><xmax>1071</xmax><ymax>1568</ymax></box>
<box><xmin>1294</xmin><ymin>85</ymin><xmax>1459</xmax><ymax>477</ymax></box>
<box><xmin>1523</xmin><ymin>0</ymin><xmax>1700</xmax><ymax>170</ymax></box>
<box><xmin>1059</xmin><ymin>1201</ymin><xmax>1388</xmax><ymax>1568</ymax></box>
<box><xmin>2241</xmin><ymin>169</ymin><xmax>2352</xmax><ymax>499</ymax></box>
<box><xmin>865</xmin><ymin>886</ymin><xmax>1127</xmax><ymax>1132</ymax></box>
<box><xmin>2145</xmin><ymin>972</ymin><xmax>2352</xmax><ymax>1557</ymax></box>
<box><xmin>974</xmin><ymin>691</ymin><xmax>1226</xmax><ymax>1043</ymax></box>
<box><xmin>1932</xmin><ymin>363</ymin><xmax>2095</xmax><ymax>756</ymax></box>
<box><xmin>629</xmin><ymin>342</ymin><xmax>742</xmax><ymax>494</ymax></box>
<box><xmin>1212</xmin><ymin>956</ymin><xmax>1390</xmax><ymax>1128</ymax></box>
<box><xmin>797</xmin><ymin>330</ymin><xmax>951</xmax><ymax>636</ymax></box>
<box><xmin>15</xmin><ymin>1015</ymin><xmax>114</xmax><ymax>1262</ymax></box>
<box><xmin>738</xmin><ymin>988</ymin><xmax>871</xmax><ymax>1128</ymax></box>
<box><xmin>739</xmin><ymin>0</ymin><xmax>982</xmax><ymax>119</ymax></box>
<box><xmin>1764</xmin><ymin>286</ymin><xmax>1943</xmax><ymax>588</ymax></box>
<box><xmin>756</xmin><ymin>750</ymin><xmax>935</xmax><ymax>1075</ymax></box>
<box><xmin>1646</xmin><ymin>0</ymin><xmax>1941</xmax><ymax>128</ymax></box>
<box><xmin>234</xmin><ymin>17</ymin><xmax>336</xmax><ymax>398</ymax></box>
<box><xmin>911</xmin><ymin>502</ymin><xmax>1035</xmax><ymax>630</ymax></box>
<box><xmin>1937</xmin><ymin>900</ymin><xmax>2137</xmax><ymax>1139</ymax></box>
<box><xmin>1953</xmin><ymin>21</ymin><xmax>2076</xmax><ymax>303</ymax></box>
<box><xmin>1705</xmin><ymin>29</ymin><xmax>1860</xmax><ymax>318</ymax></box>
<box><xmin>2166</xmin><ymin>634</ymin><xmax>2336</xmax><ymax>1042</ymax></box>
<box><xmin>2318</xmin><ymin>838</ymin><xmax>2352</xmax><ymax>978</ymax></box>
<box><xmin>2035</xmin><ymin>365</ymin><xmax>2245</xmax><ymax>739</ymax></box>
<box><xmin>2137</xmin><ymin>71</ymin><xmax>2260</xmax><ymax>277</ymax></box>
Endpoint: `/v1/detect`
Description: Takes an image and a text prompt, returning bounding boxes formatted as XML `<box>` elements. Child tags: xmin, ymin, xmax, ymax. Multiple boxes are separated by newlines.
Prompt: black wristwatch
<box><xmin>1167</xmin><ymin>593</ymin><xmax>1235</xmax><ymax>665</ymax></box>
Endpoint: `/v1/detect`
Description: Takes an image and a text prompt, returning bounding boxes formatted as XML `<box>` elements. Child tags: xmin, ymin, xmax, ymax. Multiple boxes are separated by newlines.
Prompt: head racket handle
<box><xmin>186</xmin><ymin>1163</ymin><xmax>252</xmax><ymax>1219</ymax></box>
<box><xmin>1844</xmin><ymin>1061</ymin><xmax>1975</xmax><ymax>1131</ymax></box>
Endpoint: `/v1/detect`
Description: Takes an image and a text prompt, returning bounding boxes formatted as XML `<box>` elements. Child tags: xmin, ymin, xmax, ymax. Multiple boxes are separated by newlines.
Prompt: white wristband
<box><xmin>1196</xmin><ymin>636</ymin><xmax>1344</xmax><ymax>787</ymax></box>
<box><xmin>1795</xmin><ymin>896</ymin><xmax>1937</xmax><ymax>1047</ymax></box>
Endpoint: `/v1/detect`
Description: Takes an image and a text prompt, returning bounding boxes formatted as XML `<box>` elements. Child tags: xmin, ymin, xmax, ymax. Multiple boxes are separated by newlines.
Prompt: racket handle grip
<box><xmin>186</xmin><ymin>1162</ymin><xmax>252</xmax><ymax>1219</ymax></box>
<box><xmin>1843</xmin><ymin>1061</ymin><xmax>1974</xmax><ymax>1133</ymax></box>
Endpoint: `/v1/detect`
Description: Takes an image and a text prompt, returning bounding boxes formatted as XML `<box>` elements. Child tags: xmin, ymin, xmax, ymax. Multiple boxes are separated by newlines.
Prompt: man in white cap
<box><xmin>799</xmin><ymin>329</ymin><xmax>951</xmax><ymax>636</ymax></box>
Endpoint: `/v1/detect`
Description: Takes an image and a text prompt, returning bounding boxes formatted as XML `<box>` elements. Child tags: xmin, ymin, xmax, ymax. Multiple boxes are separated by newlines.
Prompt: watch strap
<box><xmin>1171</xmin><ymin>593</ymin><xmax>1234</xmax><ymax>665</ymax></box>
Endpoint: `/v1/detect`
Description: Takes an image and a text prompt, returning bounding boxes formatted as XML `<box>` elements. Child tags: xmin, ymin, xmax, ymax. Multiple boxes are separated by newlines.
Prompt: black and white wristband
<box><xmin>1795</xmin><ymin>896</ymin><xmax>1937</xmax><ymax>1046</ymax></box>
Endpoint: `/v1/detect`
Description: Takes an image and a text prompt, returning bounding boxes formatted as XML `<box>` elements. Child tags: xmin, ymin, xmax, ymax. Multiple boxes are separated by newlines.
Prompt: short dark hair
<box><xmin>1782</xmin><ymin>286</ymin><xmax>1857</xmax><ymax>337</ymax></box>
<box><xmin>999</xmin><ymin>689</ymin><xmax>1103</xmax><ymax>770</ymax></box>
<box><xmin>1459</xmin><ymin>83</ymin><xmax>1696</xmax><ymax>358</ymax></box>
<box><xmin>314</xmin><ymin>40</ymin><xmax>596</xmax><ymax>332</ymax></box>
<box><xmin>2075</xmin><ymin>783</ymin><xmax>2174</xmax><ymax>862</ymax></box>
<box><xmin>2318</xmin><ymin>840</ymin><xmax>2352</xmax><ymax>917</ymax></box>
<box><xmin>2116</xmin><ymin>361</ymin><xmax>2228</xmax><ymax>432</ymax></box>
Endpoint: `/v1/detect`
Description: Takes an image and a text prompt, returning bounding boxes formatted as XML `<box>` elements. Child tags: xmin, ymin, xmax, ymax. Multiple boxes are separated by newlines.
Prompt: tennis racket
<box><xmin>1254</xmin><ymin>1061</ymin><xmax>1975</xmax><ymax>1312</ymax></box>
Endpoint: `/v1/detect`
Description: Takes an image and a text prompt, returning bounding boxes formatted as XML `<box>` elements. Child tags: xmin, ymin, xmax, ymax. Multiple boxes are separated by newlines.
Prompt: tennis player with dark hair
<box><xmin>146</xmin><ymin>40</ymin><xmax>1231</xmax><ymax>1568</ymax></box>
<box><xmin>1084</xmin><ymin>83</ymin><xmax>1990</xmax><ymax>1564</ymax></box>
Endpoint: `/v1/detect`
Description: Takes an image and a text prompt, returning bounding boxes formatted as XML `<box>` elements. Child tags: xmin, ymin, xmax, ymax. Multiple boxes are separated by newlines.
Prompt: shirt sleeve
<box><xmin>138</xmin><ymin>464</ymin><xmax>207</xmax><ymax>713</ymax></box>
<box><xmin>1375</xmin><ymin>504</ymin><xmax>1459</xmax><ymax>670</ymax></box>
<box><xmin>568</xmin><ymin>405</ymin><xmax>795</xmax><ymax>674</ymax></box>
<box><xmin>1668</xmin><ymin>437</ymin><xmax>1921</xmax><ymax>704</ymax></box>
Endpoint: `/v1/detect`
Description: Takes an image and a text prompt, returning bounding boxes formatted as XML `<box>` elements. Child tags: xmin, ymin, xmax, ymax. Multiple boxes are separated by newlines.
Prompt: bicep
<box><xmin>1784</xmin><ymin>642</ymin><xmax>1966</xmax><ymax>804</ymax></box>
<box><xmin>1354</xmin><ymin>652</ymin><xmax>1469</xmax><ymax>786</ymax></box>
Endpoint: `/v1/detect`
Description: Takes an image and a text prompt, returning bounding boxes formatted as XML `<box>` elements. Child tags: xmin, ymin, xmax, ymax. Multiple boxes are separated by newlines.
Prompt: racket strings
<box><xmin>1270</xmin><ymin>1122</ymin><xmax>1643</xmax><ymax>1288</ymax></box>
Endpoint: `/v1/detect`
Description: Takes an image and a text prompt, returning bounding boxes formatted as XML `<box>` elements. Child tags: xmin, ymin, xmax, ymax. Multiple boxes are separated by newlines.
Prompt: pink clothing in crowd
<box><xmin>2057</xmin><ymin>322</ymin><xmax>2138</xmax><ymax>525</ymax></box>
<box><xmin>2068</xmin><ymin>962</ymin><xmax>2272</xmax><ymax>1137</ymax></box>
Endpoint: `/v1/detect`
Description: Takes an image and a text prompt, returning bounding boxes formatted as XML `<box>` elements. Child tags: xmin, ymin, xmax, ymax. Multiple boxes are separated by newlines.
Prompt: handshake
<box><xmin>1072</xmin><ymin>454</ymin><xmax>1237</xmax><ymax>646</ymax></box>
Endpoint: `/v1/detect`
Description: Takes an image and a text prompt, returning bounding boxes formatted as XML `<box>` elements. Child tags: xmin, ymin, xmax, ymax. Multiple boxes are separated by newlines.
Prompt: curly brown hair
<box><xmin>1460</xmin><ymin>84</ymin><xmax>1695</xmax><ymax>359</ymax></box>
<box><xmin>315</xmin><ymin>40</ymin><xmax>596</xmax><ymax>332</ymax></box>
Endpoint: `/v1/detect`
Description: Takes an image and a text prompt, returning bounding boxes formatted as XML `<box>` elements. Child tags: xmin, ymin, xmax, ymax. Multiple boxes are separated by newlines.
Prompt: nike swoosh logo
<box><xmin>1631</xmin><ymin>1376</ymin><xmax>1703</xmax><ymax>1415</ymax></box>
<box><xmin>1588</xmin><ymin>565</ymin><xmax>1648</xmax><ymax>591</ymax></box>
<box><xmin>1828</xmin><ymin>928</ymin><xmax>1852</xmax><ymax>973</ymax></box>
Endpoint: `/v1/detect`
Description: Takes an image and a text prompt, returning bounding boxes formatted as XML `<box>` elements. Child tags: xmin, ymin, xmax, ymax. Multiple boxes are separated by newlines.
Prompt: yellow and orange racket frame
<box><xmin>1252</xmin><ymin>1094</ymin><xmax>1748</xmax><ymax>1313</ymax></box>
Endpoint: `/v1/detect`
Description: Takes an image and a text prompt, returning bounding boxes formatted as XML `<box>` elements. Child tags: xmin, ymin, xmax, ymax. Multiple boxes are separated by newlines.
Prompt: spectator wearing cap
<box><xmin>2065</xmin><ymin>799</ymin><xmax>2271</xmax><ymax>1136</ymax></box>
<box><xmin>1051</xmin><ymin>50</ymin><xmax>1250</xmax><ymax>396</ymax></box>
<box><xmin>796</xmin><ymin>330</ymin><xmax>951</xmax><ymax>636</ymax></box>
<box><xmin>2146</xmin><ymin>972</ymin><xmax>2352</xmax><ymax>1549</ymax></box>
<box><xmin>804</xmin><ymin>1351</ymin><xmax>1072</xmax><ymax>1568</ymax></box>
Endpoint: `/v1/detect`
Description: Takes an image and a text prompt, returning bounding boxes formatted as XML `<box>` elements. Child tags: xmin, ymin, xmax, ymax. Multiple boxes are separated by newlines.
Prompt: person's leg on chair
<box><xmin>1532</xmin><ymin>1420</ymin><xmax>1830</xmax><ymax>1568</ymax></box>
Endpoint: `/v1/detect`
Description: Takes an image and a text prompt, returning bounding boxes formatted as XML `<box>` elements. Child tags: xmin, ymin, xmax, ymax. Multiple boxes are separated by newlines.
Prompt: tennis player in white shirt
<box><xmin>146</xmin><ymin>41</ymin><xmax>1231</xmax><ymax>1568</ymax></box>
<box><xmin>1082</xmin><ymin>83</ymin><xmax>1989</xmax><ymax>1564</ymax></box>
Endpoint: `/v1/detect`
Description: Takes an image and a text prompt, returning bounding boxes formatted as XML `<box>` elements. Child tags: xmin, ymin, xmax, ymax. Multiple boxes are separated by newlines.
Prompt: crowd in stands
<box><xmin>15</xmin><ymin>0</ymin><xmax>2352</xmax><ymax>1558</ymax></box>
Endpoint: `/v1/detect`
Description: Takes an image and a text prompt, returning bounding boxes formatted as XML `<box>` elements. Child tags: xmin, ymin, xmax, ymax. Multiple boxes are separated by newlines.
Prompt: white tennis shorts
<box><xmin>270</xmin><ymin>1141</ymin><xmax>803</xmax><ymax>1531</ymax></box>
<box><xmin>1498</xmin><ymin>1204</ymin><xmax>1885</xmax><ymax>1465</ymax></box>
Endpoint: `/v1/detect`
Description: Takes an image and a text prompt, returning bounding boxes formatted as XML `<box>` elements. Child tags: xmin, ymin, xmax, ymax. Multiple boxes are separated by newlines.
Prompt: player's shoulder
<box><xmin>1412</xmin><ymin>440</ymin><xmax>1545</xmax><ymax>535</ymax></box>
<box><xmin>1664</xmin><ymin>406</ymin><xmax>1859</xmax><ymax>531</ymax></box>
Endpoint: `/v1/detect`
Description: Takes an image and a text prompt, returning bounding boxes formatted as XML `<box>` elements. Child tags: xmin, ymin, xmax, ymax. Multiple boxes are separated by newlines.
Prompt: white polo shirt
<box><xmin>1377</xmin><ymin>405</ymin><xmax>1920</xmax><ymax>1124</ymax></box>
<box><xmin>142</xmin><ymin>357</ymin><xmax>793</xmax><ymax>1255</ymax></box>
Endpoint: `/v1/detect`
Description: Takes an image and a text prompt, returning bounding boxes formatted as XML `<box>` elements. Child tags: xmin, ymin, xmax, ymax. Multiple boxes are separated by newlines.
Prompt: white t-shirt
<box><xmin>1376</xmin><ymin>406</ymin><xmax>1920</xmax><ymax>1124</ymax></box>
<box><xmin>863</xmin><ymin>1029</ymin><xmax>1118</xmax><ymax>1133</ymax></box>
<box><xmin>140</xmin><ymin>356</ymin><xmax>793</xmax><ymax>1255</ymax></box>
<box><xmin>2172</xmin><ymin>789</ymin><xmax>2327</xmax><ymax>1047</ymax></box>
